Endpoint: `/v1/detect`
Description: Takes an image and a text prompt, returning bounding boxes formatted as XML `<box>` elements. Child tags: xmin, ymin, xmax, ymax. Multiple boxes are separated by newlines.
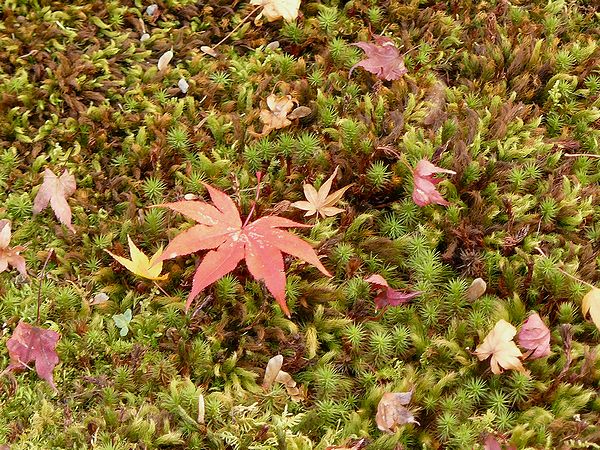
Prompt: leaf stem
<box><xmin>243</xmin><ymin>172</ymin><xmax>263</xmax><ymax>228</ymax></box>
<box><xmin>153</xmin><ymin>280</ymin><xmax>172</xmax><ymax>300</ymax></box>
<box><xmin>211</xmin><ymin>6</ymin><xmax>261</xmax><ymax>51</ymax></box>
<box><xmin>37</xmin><ymin>249</ymin><xmax>54</xmax><ymax>325</ymax></box>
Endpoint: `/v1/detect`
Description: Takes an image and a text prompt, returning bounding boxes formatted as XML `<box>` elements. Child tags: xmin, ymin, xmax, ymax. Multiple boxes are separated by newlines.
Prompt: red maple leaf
<box><xmin>350</xmin><ymin>35</ymin><xmax>407</xmax><ymax>81</ymax></box>
<box><xmin>157</xmin><ymin>183</ymin><xmax>332</xmax><ymax>316</ymax></box>
<box><xmin>33</xmin><ymin>168</ymin><xmax>77</xmax><ymax>232</ymax></box>
<box><xmin>6</xmin><ymin>321</ymin><xmax>60</xmax><ymax>390</ymax></box>
<box><xmin>412</xmin><ymin>159</ymin><xmax>455</xmax><ymax>207</ymax></box>
<box><xmin>365</xmin><ymin>274</ymin><xmax>421</xmax><ymax>309</ymax></box>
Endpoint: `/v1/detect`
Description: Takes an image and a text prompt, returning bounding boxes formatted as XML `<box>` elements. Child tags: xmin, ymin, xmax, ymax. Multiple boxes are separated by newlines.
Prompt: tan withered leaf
<box><xmin>291</xmin><ymin>166</ymin><xmax>352</xmax><ymax>218</ymax></box>
<box><xmin>582</xmin><ymin>287</ymin><xmax>600</xmax><ymax>332</ymax></box>
<box><xmin>475</xmin><ymin>319</ymin><xmax>525</xmax><ymax>375</ymax></box>
<box><xmin>376</xmin><ymin>391</ymin><xmax>419</xmax><ymax>433</ymax></box>
<box><xmin>258</xmin><ymin>94</ymin><xmax>309</xmax><ymax>135</ymax></box>
<box><xmin>33</xmin><ymin>168</ymin><xmax>76</xmax><ymax>232</ymax></box>
<box><xmin>250</xmin><ymin>0</ymin><xmax>301</xmax><ymax>22</ymax></box>
<box><xmin>262</xmin><ymin>354</ymin><xmax>303</xmax><ymax>401</ymax></box>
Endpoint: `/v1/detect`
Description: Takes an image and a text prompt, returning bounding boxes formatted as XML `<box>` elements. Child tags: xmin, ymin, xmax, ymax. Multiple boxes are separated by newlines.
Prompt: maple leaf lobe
<box><xmin>351</xmin><ymin>36</ymin><xmax>407</xmax><ymax>81</ymax></box>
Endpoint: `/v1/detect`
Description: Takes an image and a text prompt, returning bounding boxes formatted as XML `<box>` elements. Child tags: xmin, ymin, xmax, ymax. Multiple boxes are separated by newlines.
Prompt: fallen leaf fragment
<box><xmin>517</xmin><ymin>313</ymin><xmax>551</xmax><ymax>359</ymax></box>
<box><xmin>201</xmin><ymin>46</ymin><xmax>218</xmax><ymax>57</ymax></box>
<box><xmin>33</xmin><ymin>168</ymin><xmax>76</xmax><ymax>232</ymax></box>
<box><xmin>157</xmin><ymin>49</ymin><xmax>173</xmax><ymax>71</ymax></box>
<box><xmin>365</xmin><ymin>274</ymin><xmax>421</xmax><ymax>309</ymax></box>
<box><xmin>178</xmin><ymin>77</ymin><xmax>189</xmax><ymax>94</ymax></box>
<box><xmin>483</xmin><ymin>433</ymin><xmax>517</xmax><ymax>450</ymax></box>
<box><xmin>582</xmin><ymin>287</ymin><xmax>600</xmax><ymax>332</ymax></box>
<box><xmin>412</xmin><ymin>159</ymin><xmax>456</xmax><ymax>207</ymax></box>
<box><xmin>376</xmin><ymin>391</ymin><xmax>419</xmax><ymax>433</ymax></box>
<box><xmin>262</xmin><ymin>354</ymin><xmax>303</xmax><ymax>401</ymax></box>
<box><xmin>263</xmin><ymin>354</ymin><xmax>283</xmax><ymax>389</ymax></box>
<box><xmin>106</xmin><ymin>236</ymin><xmax>167</xmax><ymax>281</ymax></box>
<box><xmin>291</xmin><ymin>166</ymin><xmax>352</xmax><ymax>218</ymax></box>
<box><xmin>475</xmin><ymin>319</ymin><xmax>525</xmax><ymax>374</ymax></box>
<box><xmin>0</xmin><ymin>220</ymin><xmax>28</xmax><ymax>278</ymax></box>
<box><xmin>6</xmin><ymin>321</ymin><xmax>60</xmax><ymax>390</ymax></box>
<box><xmin>90</xmin><ymin>292</ymin><xmax>109</xmax><ymax>306</ymax></box>
<box><xmin>466</xmin><ymin>277</ymin><xmax>487</xmax><ymax>301</ymax></box>
<box><xmin>259</xmin><ymin>94</ymin><xmax>297</xmax><ymax>135</ymax></box>
<box><xmin>250</xmin><ymin>0</ymin><xmax>301</xmax><ymax>22</ymax></box>
<box><xmin>350</xmin><ymin>35</ymin><xmax>407</xmax><ymax>81</ymax></box>
<box><xmin>325</xmin><ymin>439</ymin><xmax>367</xmax><ymax>450</ymax></box>
<box><xmin>156</xmin><ymin>182</ymin><xmax>331</xmax><ymax>315</ymax></box>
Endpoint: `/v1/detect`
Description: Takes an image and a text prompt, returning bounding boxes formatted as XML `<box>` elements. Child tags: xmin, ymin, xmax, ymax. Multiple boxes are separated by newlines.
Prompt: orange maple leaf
<box><xmin>156</xmin><ymin>183</ymin><xmax>331</xmax><ymax>316</ymax></box>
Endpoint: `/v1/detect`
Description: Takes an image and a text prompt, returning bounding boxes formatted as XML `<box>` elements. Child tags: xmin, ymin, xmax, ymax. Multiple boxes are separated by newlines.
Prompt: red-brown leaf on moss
<box><xmin>156</xmin><ymin>182</ymin><xmax>331</xmax><ymax>316</ymax></box>
<box><xmin>412</xmin><ymin>159</ymin><xmax>456</xmax><ymax>207</ymax></box>
<box><xmin>365</xmin><ymin>274</ymin><xmax>421</xmax><ymax>309</ymax></box>
<box><xmin>517</xmin><ymin>313</ymin><xmax>551</xmax><ymax>359</ymax></box>
<box><xmin>350</xmin><ymin>35</ymin><xmax>407</xmax><ymax>81</ymax></box>
<box><xmin>6</xmin><ymin>321</ymin><xmax>60</xmax><ymax>390</ymax></box>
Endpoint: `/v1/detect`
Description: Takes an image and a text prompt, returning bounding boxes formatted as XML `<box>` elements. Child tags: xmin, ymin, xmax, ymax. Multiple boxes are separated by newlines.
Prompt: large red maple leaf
<box><xmin>157</xmin><ymin>183</ymin><xmax>331</xmax><ymax>316</ymax></box>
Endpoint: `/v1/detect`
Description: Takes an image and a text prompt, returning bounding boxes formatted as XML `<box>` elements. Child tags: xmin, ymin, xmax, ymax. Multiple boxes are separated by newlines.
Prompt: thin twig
<box><xmin>563</xmin><ymin>153</ymin><xmax>600</xmax><ymax>158</ymax></box>
<box><xmin>153</xmin><ymin>280</ymin><xmax>172</xmax><ymax>299</ymax></box>
<box><xmin>534</xmin><ymin>246</ymin><xmax>595</xmax><ymax>289</ymax></box>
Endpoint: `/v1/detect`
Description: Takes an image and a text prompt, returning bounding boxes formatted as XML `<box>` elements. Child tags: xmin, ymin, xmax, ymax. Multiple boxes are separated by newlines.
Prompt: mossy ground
<box><xmin>1</xmin><ymin>0</ymin><xmax>600</xmax><ymax>448</ymax></box>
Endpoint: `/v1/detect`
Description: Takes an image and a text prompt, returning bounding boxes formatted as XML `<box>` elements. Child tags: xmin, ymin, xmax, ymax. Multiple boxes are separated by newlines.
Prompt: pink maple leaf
<box><xmin>6</xmin><ymin>321</ymin><xmax>61</xmax><ymax>390</ymax></box>
<box><xmin>365</xmin><ymin>274</ymin><xmax>421</xmax><ymax>309</ymax></box>
<box><xmin>517</xmin><ymin>313</ymin><xmax>551</xmax><ymax>359</ymax></box>
<box><xmin>350</xmin><ymin>35</ymin><xmax>407</xmax><ymax>81</ymax></box>
<box><xmin>412</xmin><ymin>159</ymin><xmax>456</xmax><ymax>207</ymax></box>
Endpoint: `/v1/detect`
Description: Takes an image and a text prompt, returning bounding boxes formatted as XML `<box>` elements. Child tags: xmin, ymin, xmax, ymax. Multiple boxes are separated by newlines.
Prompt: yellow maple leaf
<box><xmin>106</xmin><ymin>236</ymin><xmax>167</xmax><ymax>281</ymax></box>
<box><xmin>250</xmin><ymin>0</ymin><xmax>301</xmax><ymax>22</ymax></box>
<box><xmin>582</xmin><ymin>287</ymin><xmax>600</xmax><ymax>331</ymax></box>
<box><xmin>291</xmin><ymin>166</ymin><xmax>352</xmax><ymax>218</ymax></box>
<box><xmin>474</xmin><ymin>319</ymin><xmax>525</xmax><ymax>375</ymax></box>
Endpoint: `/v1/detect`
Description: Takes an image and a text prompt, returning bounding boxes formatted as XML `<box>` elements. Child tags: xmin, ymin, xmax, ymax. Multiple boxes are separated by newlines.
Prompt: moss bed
<box><xmin>1</xmin><ymin>0</ymin><xmax>600</xmax><ymax>448</ymax></box>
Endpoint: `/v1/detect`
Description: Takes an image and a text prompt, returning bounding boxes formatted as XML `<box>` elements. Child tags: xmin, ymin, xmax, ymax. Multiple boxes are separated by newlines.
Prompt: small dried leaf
<box><xmin>250</xmin><ymin>0</ymin><xmax>301</xmax><ymax>22</ymax></box>
<box><xmin>197</xmin><ymin>393</ymin><xmax>205</xmax><ymax>424</ymax></box>
<box><xmin>466</xmin><ymin>277</ymin><xmax>487</xmax><ymax>301</ymax></box>
<box><xmin>582</xmin><ymin>287</ymin><xmax>600</xmax><ymax>332</ymax></box>
<box><xmin>291</xmin><ymin>166</ymin><xmax>352</xmax><ymax>218</ymax></box>
<box><xmin>517</xmin><ymin>313</ymin><xmax>551</xmax><ymax>359</ymax></box>
<box><xmin>157</xmin><ymin>49</ymin><xmax>173</xmax><ymax>71</ymax></box>
<box><xmin>263</xmin><ymin>354</ymin><xmax>283</xmax><ymax>389</ymax></box>
<box><xmin>475</xmin><ymin>319</ymin><xmax>525</xmax><ymax>374</ymax></box>
<box><xmin>266</xmin><ymin>41</ymin><xmax>280</xmax><ymax>50</ymax></box>
<box><xmin>483</xmin><ymin>434</ymin><xmax>517</xmax><ymax>450</ymax></box>
<box><xmin>275</xmin><ymin>370</ymin><xmax>303</xmax><ymax>401</ymax></box>
<box><xmin>287</xmin><ymin>106</ymin><xmax>311</xmax><ymax>120</ymax></box>
<box><xmin>140</xmin><ymin>33</ymin><xmax>150</xmax><ymax>42</ymax></box>
<box><xmin>145</xmin><ymin>4</ymin><xmax>158</xmax><ymax>15</ymax></box>
<box><xmin>375</xmin><ymin>391</ymin><xmax>419</xmax><ymax>433</ymax></box>
<box><xmin>201</xmin><ymin>46</ymin><xmax>218</xmax><ymax>57</ymax></box>
<box><xmin>90</xmin><ymin>292</ymin><xmax>109</xmax><ymax>306</ymax></box>
<box><xmin>178</xmin><ymin>77</ymin><xmax>189</xmax><ymax>94</ymax></box>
